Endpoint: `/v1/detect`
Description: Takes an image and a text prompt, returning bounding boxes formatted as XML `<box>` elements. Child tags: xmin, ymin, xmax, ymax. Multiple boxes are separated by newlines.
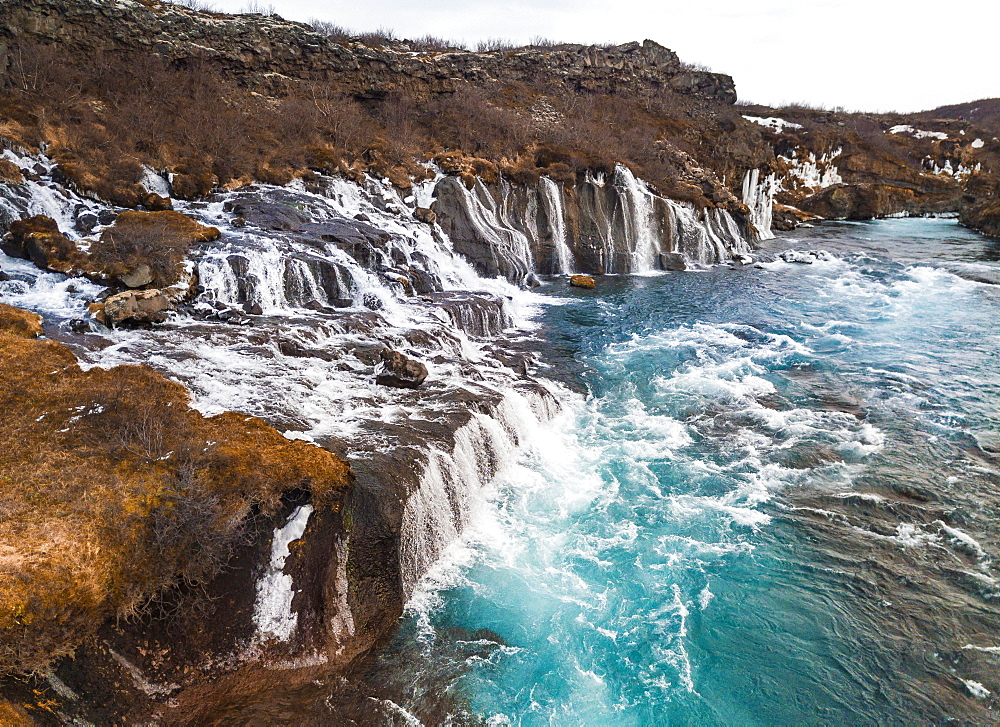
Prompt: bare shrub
<box><xmin>309</xmin><ymin>19</ymin><xmax>352</xmax><ymax>40</ymax></box>
<box><xmin>476</xmin><ymin>37</ymin><xmax>515</xmax><ymax>52</ymax></box>
<box><xmin>357</xmin><ymin>27</ymin><xmax>397</xmax><ymax>47</ymax></box>
<box><xmin>410</xmin><ymin>35</ymin><xmax>462</xmax><ymax>52</ymax></box>
<box><xmin>240</xmin><ymin>0</ymin><xmax>276</xmax><ymax>16</ymax></box>
<box><xmin>529</xmin><ymin>36</ymin><xmax>563</xmax><ymax>48</ymax></box>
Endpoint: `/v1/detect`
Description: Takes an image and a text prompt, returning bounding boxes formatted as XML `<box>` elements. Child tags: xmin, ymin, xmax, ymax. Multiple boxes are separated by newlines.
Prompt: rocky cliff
<box><xmin>0</xmin><ymin>0</ymin><xmax>736</xmax><ymax>104</ymax></box>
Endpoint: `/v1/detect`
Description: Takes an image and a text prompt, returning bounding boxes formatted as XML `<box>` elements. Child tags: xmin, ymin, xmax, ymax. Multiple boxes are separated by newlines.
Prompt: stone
<box><xmin>2</xmin><ymin>215</ymin><xmax>76</xmax><ymax>272</ymax></box>
<box><xmin>413</xmin><ymin>207</ymin><xmax>437</xmax><ymax>224</ymax></box>
<box><xmin>569</xmin><ymin>274</ymin><xmax>596</xmax><ymax>289</ymax></box>
<box><xmin>102</xmin><ymin>289</ymin><xmax>173</xmax><ymax>326</ymax></box>
<box><xmin>376</xmin><ymin>349</ymin><xmax>428</xmax><ymax>389</ymax></box>
<box><xmin>75</xmin><ymin>212</ymin><xmax>99</xmax><ymax>235</ymax></box>
<box><xmin>97</xmin><ymin>210</ymin><xmax>117</xmax><ymax>226</ymax></box>
<box><xmin>660</xmin><ymin>252</ymin><xmax>687</xmax><ymax>271</ymax></box>
<box><xmin>117</xmin><ymin>263</ymin><xmax>154</xmax><ymax>289</ymax></box>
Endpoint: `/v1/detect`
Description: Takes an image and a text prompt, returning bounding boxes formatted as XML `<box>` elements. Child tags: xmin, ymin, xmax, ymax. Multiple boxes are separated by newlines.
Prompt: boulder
<box><xmin>376</xmin><ymin>349</ymin><xmax>428</xmax><ymax>389</ymax></box>
<box><xmin>660</xmin><ymin>252</ymin><xmax>687</xmax><ymax>271</ymax></box>
<box><xmin>75</xmin><ymin>211</ymin><xmax>100</xmax><ymax>235</ymax></box>
<box><xmin>413</xmin><ymin>207</ymin><xmax>437</xmax><ymax>224</ymax></box>
<box><xmin>117</xmin><ymin>263</ymin><xmax>154</xmax><ymax>288</ymax></box>
<box><xmin>570</xmin><ymin>274</ymin><xmax>596</xmax><ymax>289</ymax></box>
<box><xmin>102</xmin><ymin>289</ymin><xmax>173</xmax><ymax>326</ymax></box>
<box><xmin>142</xmin><ymin>192</ymin><xmax>173</xmax><ymax>211</ymax></box>
<box><xmin>1</xmin><ymin>215</ymin><xmax>77</xmax><ymax>272</ymax></box>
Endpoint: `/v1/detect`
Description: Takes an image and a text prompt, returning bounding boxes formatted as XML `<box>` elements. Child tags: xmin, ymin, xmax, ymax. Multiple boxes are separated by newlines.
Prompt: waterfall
<box><xmin>612</xmin><ymin>165</ymin><xmax>661</xmax><ymax>273</ymax></box>
<box><xmin>741</xmin><ymin>168</ymin><xmax>776</xmax><ymax>241</ymax></box>
<box><xmin>539</xmin><ymin>177</ymin><xmax>573</xmax><ymax>274</ymax></box>
<box><xmin>398</xmin><ymin>387</ymin><xmax>558</xmax><ymax>598</ymax></box>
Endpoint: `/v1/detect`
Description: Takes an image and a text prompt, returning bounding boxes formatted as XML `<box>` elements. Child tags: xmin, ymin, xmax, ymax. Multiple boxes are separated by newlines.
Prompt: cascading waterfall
<box><xmin>742</xmin><ymin>168</ymin><xmax>776</xmax><ymax>241</ymax></box>
<box><xmin>539</xmin><ymin>177</ymin><xmax>574</xmax><ymax>274</ymax></box>
<box><xmin>612</xmin><ymin>165</ymin><xmax>662</xmax><ymax>273</ymax></box>
<box><xmin>399</xmin><ymin>386</ymin><xmax>559</xmax><ymax>598</ymax></box>
<box><xmin>1</xmin><ymin>148</ymin><xmax>757</xmax><ymax>665</ymax></box>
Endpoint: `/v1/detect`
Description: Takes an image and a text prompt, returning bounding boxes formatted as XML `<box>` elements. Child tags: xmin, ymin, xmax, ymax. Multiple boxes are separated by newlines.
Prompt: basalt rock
<box><xmin>413</xmin><ymin>207</ymin><xmax>437</xmax><ymax>225</ymax></box>
<box><xmin>799</xmin><ymin>183</ymin><xmax>918</xmax><ymax>220</ymax></box>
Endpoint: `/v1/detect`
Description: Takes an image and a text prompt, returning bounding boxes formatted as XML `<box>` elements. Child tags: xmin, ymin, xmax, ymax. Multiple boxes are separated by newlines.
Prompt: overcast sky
<box><xmin>212</xmin><ymin>0</ymin><xmax>998</xmax><ymax>112</ymax></box>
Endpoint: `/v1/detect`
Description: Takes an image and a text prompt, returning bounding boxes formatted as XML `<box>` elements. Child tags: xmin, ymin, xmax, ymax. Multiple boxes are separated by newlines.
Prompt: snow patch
<box><xmin>742</xmin><ymin>115</ymin><xmax>803</xmax><ymax>132</ymax></box>
<box><xmin>887</xmin><ymin>125</ymin><xmax>948</xmax><ymax>140</ymax></box>
<box><xmin>254</xmin><ymin>504</ymin><xmax>314</xmax><ymax>642</ymax></box>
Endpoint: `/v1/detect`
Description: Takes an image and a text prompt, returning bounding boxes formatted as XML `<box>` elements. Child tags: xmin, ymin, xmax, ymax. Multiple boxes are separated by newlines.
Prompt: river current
<box><xmin>360</xmin><ymin>218</ymin><xmax>1000</xmax><ymax>725</ymax></box>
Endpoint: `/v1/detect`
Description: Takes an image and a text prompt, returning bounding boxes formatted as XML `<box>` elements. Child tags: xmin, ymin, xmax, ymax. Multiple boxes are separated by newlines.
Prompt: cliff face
<box><xmin>0</xmin><ymin>0</ymin><xmax>736</xmax><ymax>104</ymax></box>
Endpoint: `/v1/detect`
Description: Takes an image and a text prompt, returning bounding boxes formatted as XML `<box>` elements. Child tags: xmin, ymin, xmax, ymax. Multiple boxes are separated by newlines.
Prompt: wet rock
<box><xmin>732</xmin><ymin>254</ymin><xmax>754</xmax><ymax>266</ymax></box>
<box><xmin>570</xmin><ymin>274</ymin><xmax>596</xmax><ymax>289</ymax></box>
<box><xmin>413</xmin><ymin>207</ymin><xmax>437</xmax><ymax>224</ymax></box>
<box><xmin>223</xmin><ymin>198</ymin><xmax>308</xmax><ymax>230</ymax></box>
<box><xmin>1</xmin><ymin>215</ymin><xmax>76</xmax><ymax>272</ymax></box>
<box><xmin>102</xmin><ymin>289</ymin><xmax>173</xmax><ymax>326</ymax></box>
<box><xmin>0</xmin><ymin>270</ymin><xmax>8</xmax><ymax>281</ymax></box>
<box><xmin>97</xmin><ymin>210</ymin><xmax>117</xmax><ymax>226</ymax></box>
<box><xmin>799</xmin><ymin>183</ymin><xmax>921</xmax><ymax>221</ymax></box>
<box><xmin>243</xmin><ymin>301</ymin><xmax>263</xmax><ymax>315</ymax></box>
<box><xmin>75</xmin><ymin>211</ymin><xmax>99</xmax><ymax>235</ymax></box>
<box><xmin>660</xmin><ymin>252</ymin><xmax>687</xmax><ymax>271</ymax></box>
<box><xmin>778</xmin><ymin>250</ymin><xmax>834</xmax><ymax>264</ymax></box>
<box><xmin>354</xmin><ymin>213</ymin><xmax>370</xmax><ymax>222</ymax></box>
<box><xmin>376</xmin><ymin>350</ymin><xmax>428</xmax><ymax>389</ymax></box>
<box><xmin>232</xmin><ymin>216</ymin><xmax>247</xmax><ymax>228</ymax></box>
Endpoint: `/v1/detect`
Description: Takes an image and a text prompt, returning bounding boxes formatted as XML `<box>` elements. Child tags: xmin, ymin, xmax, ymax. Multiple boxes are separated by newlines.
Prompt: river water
<box><xmin>361</xmin><ymin>218</ymin><xmax>1000</xmax><ymax>725</ymax></box>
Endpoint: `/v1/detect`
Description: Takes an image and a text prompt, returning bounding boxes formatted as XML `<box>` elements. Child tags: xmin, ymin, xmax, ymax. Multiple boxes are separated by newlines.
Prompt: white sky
<box><xmin>212</xmin><ymin>0</ymin><xmax>999</xmax><ymax>112</ymax></box>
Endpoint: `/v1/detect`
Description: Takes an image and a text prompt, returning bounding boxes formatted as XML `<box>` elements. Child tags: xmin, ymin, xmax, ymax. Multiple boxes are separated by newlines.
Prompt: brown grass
<box><xmin>3</xmin><ymin>212</ymin><xmax>219</xmax><ymax>289</ymax></box>
<box><xmin>0</xmin><ymin>35</ymin><xmax>744</xmax><ymax>204</ymax></box>
<box><xmin>0</xmin><ymin>308</ymin><xmax>350</xmax><ymax>674</ymax></box>
<box><xmin>91</xmin><ymin>210</ymin><xmax>220</xmax><ymax>287</ymax></box>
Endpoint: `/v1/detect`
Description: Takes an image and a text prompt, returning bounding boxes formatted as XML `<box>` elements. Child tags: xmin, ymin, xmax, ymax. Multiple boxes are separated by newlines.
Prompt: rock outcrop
<box><xmin>0</xmin><ymin>1</ymin><xmax>736</xmax><ymax>105</ymax></box>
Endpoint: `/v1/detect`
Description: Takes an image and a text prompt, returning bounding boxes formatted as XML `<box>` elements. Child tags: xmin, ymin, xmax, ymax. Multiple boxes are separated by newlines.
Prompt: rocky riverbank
<box><xmin>0</xmin><ymin>0</ymin><xmax>998</xmax><ymax>721</ymax></box>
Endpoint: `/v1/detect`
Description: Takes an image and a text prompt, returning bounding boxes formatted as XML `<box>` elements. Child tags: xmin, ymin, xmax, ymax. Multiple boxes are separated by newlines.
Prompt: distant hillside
<box><xmin>916</xmin><ymin>98</ymin><xmax>1000</xmax><ymax>134</ymax></box>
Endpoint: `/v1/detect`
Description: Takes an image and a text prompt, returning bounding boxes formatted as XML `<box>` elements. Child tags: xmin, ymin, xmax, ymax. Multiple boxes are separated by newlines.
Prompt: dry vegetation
<box><xmin>0</xmin><ymin>36</ymin><xmax>751</xmax><ymax>209</ymax></box>
<box><xmin>2</xmin><ymin>211</ymin><xmax>220</xmax><ymax>288</ymax></box>
<box><xmin>0</xmin><ymin>306</ymin><xmax>350</xmax><ymax>673</ymax></box>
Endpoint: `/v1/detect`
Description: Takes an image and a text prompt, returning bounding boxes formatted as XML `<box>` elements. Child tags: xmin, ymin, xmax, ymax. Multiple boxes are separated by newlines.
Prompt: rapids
<box><xmin>352</xmin><ymin>218</ymin><xmax>1000</xmax><ymax>725</ymax></box>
